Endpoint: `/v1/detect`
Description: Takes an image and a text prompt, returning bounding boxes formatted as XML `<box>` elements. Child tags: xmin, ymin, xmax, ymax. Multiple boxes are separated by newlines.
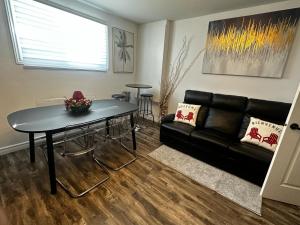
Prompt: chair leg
<box><xmin>93</xmin><ymin>116</ymin><xmax>137</xmax><ymax>171</ymax></box>
<box><xmin>42</xmin><ymin>140</ymin><xmax>110</xmax><ymax>198</ymax></box>
<box><xmin>56</xmin><ymin>150</ymin><xmax>110</xmax><ymax>198</ymax></box>
<box><xmin>94</xmin><ymin>137</ymin><xmax>137</xmax><ymax>171</ymax></box>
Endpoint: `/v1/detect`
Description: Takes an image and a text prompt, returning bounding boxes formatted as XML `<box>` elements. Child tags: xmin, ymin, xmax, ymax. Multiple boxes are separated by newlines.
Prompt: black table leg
<box><xmin>29</xmin><ymin>133</ymin><xmax>35</xmax><ymax>163</ymax></box>
<box><xmin>130</xmin><ymin>113</ymin><xmax>136</xmax><ymax>150</ymax></box>
<box><xmin>46</xmin><ymin>132</ymin><xmax>57</xmax><ymax>194</ymax></box>
<box><xmin>106</xmin><ymin>119</ymin><xmax>110</xmax><ymax>136</ymax></box>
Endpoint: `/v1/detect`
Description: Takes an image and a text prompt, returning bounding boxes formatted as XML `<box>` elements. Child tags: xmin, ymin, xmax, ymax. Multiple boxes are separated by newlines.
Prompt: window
<box><xmin>5</xmin><ymin>0</ymin><xmax>108</xmax><ymax>71</ymax></box>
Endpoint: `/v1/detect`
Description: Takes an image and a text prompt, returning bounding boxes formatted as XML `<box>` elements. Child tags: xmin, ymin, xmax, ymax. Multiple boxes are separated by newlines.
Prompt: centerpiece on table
<box><xmin>64</xmin><ymin>91</ymin><xmax>92</xmax><ymax>113</ymax></box>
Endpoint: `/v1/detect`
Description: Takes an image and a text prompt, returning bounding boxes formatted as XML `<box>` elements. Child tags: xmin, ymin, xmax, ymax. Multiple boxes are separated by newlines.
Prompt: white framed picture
<box><xmin>112</xmin><ymin>27</ymin><xmax>134</xmax><ymax>73</ymax></box>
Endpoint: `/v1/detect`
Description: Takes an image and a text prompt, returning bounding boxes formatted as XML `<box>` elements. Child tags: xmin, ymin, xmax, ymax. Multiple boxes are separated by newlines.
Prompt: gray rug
<box><xmin>149</xmin><ymin>145</ymin><xmax>262</xmax><ymax>215</ymax></box>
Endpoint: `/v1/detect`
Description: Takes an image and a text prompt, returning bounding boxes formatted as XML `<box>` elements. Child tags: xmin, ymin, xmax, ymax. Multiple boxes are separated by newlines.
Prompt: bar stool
<box><xmin>139</xmin><ymin>93</ymin><xmax>154</xmax><ymax>123</ymax></box>
<box><xmin>112</xmin><ymin>94</ymin><xmax>126</xmax><ymax>101</ymax></box>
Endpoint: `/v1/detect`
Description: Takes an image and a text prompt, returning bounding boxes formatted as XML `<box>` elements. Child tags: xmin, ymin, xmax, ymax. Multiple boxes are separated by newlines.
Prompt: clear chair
<box><xmin>46</xmin><ymin>121</ymin><xmax>109</xmax><ymax>198</ymax></box>
<box><xmin>37</xmin><ymin>97</ymin><xmax>109</xmax><ymax>198</ymax></box>
<box><xmin>94</xmin><ymin>113</ymin><xmax>138</xmax><ymax>171</ymax></box>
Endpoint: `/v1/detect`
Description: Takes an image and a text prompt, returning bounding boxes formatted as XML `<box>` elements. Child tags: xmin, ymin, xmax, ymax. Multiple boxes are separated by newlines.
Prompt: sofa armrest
<box><xmin>161</xmin><ymin>113</ymin><xmax>175</xmax><ymax>123</ymax></box>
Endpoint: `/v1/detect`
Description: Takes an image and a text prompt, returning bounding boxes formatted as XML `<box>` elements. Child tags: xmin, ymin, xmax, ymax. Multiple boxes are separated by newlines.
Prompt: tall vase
<box><xmin>159</xmin><ymin>104</ymin><xmax>169</xmax><ymax>122</ymax></box>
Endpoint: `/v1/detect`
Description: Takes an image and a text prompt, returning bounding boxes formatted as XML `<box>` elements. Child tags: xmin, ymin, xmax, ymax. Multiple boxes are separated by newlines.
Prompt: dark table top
<box><xmin>7</xmin><ymin>99</ymin><xmax>138</xmax><ymax>133</ymax></box>
<box><xmin>126</xmin><ymin>84</ymin><xmax>152</xmax><ymax>89</ymax></box>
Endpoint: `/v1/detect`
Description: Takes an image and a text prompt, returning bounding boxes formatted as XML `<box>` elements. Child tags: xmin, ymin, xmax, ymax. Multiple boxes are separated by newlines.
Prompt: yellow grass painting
<box><xmin>202</xmin><ymin>8</ymin><xmax>300</xmax><ymax>78</ymax></box>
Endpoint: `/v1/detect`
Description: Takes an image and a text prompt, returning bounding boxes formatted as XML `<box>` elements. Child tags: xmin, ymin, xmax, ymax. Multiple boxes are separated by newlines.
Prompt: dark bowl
<box><xmin>69</xmin><ymin>104</ymin><xmax>91</xmax><ymax>114</ymax></box>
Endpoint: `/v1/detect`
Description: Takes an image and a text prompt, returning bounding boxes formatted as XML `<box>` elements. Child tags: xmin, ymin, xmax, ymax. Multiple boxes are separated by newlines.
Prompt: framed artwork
<box><xmin>112</xmin><ymin>27</ymin><xmax>134</xmax><ymax>73</ymax></box>
<box><xmin>202</xmin><ymin>8</ymin><xmax>300</xmax><ymax>78</ymax></box>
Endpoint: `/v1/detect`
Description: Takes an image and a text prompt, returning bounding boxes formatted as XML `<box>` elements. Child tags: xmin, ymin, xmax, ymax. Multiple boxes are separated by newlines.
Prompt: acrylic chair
<box><xmin>37</xmin><ymin>97</ymin><xmax>109</xmax><ymax>198</ymax></box>
<box><xmin>94</xmin><ymin>113</ymin><xmax>138</xmax><ymax>171</ymax></box>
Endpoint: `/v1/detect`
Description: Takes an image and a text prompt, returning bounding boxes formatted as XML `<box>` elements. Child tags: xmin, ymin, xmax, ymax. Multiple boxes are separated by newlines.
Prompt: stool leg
<box><xmin>143</xmin><ymin>97</ymin><xmax>146</xmax><ymax>120</ymax></box>
<box><xmin>146</xmin><ymin>97</ymin><xmax>149</xmax><ymax>116</ymax></box>
<box><xmin>150</xmin><ymin>97</ymin><xmax>154</xmax><ymax>123</ymax></box>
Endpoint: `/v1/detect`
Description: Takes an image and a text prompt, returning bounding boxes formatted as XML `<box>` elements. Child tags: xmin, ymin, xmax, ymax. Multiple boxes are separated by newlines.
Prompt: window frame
<box><xmin>4</xmin><ymin>0</ymin><xmax>110</xmax><ymax>72</ymax></box>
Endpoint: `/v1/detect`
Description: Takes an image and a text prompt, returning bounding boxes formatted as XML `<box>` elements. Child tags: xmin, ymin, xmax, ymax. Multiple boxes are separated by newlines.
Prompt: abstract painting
<box><xmin>202</xmin><ymin>8</ymin><xmax>300</xmax><ymax>78</ymax></box>
<box><xmin>112</xmin><ymin>27</ymin><xmax>134</xmax><ymax>73</ymax></box>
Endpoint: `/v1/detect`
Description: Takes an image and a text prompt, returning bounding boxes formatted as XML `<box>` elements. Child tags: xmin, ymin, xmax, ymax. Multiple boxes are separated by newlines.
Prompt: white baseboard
<box><xmin>0</xmin><ymin>129</ymin><xmax>91</xmax><ymax>156</ymax></box>
<box><xmin>0</xmin><ymin>135</ymin><xmax>46</xmax><ymax>156</ymax></box>
<box><xmin>0</xmin><ymin>141</ymin><xmax>28</xmax><ymax>156</ymax></box>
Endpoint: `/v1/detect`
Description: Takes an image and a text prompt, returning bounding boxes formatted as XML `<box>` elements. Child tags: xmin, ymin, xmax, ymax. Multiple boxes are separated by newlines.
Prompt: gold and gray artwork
<box><xmin>202</xmin><ymin>8</ymin><xmax>300</xmax><ymax>78</ymax></box>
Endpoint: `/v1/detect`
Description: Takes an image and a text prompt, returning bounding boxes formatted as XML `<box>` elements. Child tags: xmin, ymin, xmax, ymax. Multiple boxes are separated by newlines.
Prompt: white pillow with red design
<box><xmin>241</xmin><ymin>117</ymin><xmax>283</xmax><ymax>151</ymax></box>
<box><xmin>174</xmin><ymin>103</ymin><xmax>201</xmax><ymax>127</ymax></box>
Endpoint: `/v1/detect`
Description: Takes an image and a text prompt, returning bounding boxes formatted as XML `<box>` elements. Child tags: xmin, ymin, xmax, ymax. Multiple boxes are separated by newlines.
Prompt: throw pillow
<box><xmin>241</xmin><ymin>117</ymin><xmax>283</xmax><ymax>151</ymax></box>
<box><xmin>174</xmin><ymin>103</ymin><xmax>201</xmax><ymax>127</ymax></box>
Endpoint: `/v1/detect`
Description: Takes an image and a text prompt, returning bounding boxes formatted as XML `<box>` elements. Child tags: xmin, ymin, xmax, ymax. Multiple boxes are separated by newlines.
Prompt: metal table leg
<box><xmin>136</xmin><ymin>88</ymin><xmax>141</xmax><ymax>108</ymax></box>
<box><xmin>46</xmin><ymin>132</ymin><xmax>57</xmax><ymax>194</ymax></box>
<box><xmin>135</xmin><ymin>88</ymin><xmax>142</xmax><ymax>130</ymax></box>
<box><xmin>29</xmin><ymin>133</ymin><xmax>35</xmax><ymax>163</ymax></box>
<box><xmin>130</xmin><ymin>113</ymin><xmax>136</xmax><ymax>150</ymax></box>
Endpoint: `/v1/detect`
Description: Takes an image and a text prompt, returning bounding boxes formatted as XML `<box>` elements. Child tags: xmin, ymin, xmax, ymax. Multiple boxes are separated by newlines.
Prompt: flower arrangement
<box><xmin>65</xmin><ymin>91</ymin><xmax>92</xmax><ymax>113</ymax></box>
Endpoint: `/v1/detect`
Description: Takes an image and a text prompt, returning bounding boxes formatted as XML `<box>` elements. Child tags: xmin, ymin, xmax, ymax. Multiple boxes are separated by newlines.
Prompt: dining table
<box><xmin>7</xmin><ymin>99</ymin><xmax>138</xmax><ymax>194</ymax></box>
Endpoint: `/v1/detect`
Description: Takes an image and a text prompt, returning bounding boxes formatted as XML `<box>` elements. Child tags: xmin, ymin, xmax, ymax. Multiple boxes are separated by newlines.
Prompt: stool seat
<box><xmin>140</xmin><ymin>93</ymin><xmax>153</xmax><ymax>97</ymax></box>
<box><xmin>112</xmin><ymin>94</ymin><xmax>126</xmax><ymax>100</ymax></box>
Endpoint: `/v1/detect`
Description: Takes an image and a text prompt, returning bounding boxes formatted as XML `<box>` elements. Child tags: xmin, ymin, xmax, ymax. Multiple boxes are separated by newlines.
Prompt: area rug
<box><xmin>148</xmin><ymin>145</ymin><xmax>262</xmax><ymax>215</ymax></box>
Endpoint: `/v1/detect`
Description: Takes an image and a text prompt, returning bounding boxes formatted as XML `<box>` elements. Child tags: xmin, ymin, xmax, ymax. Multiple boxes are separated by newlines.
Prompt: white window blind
<box><xmin>5</xmin><ymin>0</ymin><xmax>108</xmax><ymax>71</ymax></box>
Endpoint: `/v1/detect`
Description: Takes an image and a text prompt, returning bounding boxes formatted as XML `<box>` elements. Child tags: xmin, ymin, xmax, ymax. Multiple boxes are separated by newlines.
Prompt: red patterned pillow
<box><xmin>174</xmin><ymin>103</ymin><xmax>201</xmax><ymax>127</ymax></box>
<box><xmin>241</xmin><ymin>117</ymin><xmax>283</xmax><ymax>151</ymax></box>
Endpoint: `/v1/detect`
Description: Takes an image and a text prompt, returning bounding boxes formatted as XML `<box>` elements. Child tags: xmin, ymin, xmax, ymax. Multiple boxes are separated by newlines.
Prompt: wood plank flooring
<box><xmin>0</xmin><ymin>121</ymin><xmax>299</xmax><ymax>225</ymax></box>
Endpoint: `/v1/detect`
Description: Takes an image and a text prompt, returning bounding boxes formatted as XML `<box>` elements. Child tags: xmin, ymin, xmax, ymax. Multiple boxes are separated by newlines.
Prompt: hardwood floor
<box><xmin>0</xmin><ymin>121</ymin><xmax>299</xmax><ymax>225</ymax></box>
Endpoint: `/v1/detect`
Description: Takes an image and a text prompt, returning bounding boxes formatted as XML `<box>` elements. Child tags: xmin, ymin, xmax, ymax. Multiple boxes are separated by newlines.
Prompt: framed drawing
<box><xmin>112</xmin><ymin>27</ymin><xmax>134</xmax><ymax>73</ymax></box>
<box><xmin>202</xmin><ymin>8</ymin><xmax>300</xmax><ymax>78</ymax></box>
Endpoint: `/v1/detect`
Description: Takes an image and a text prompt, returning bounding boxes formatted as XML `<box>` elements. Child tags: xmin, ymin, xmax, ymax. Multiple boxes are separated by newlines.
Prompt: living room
<box><xmin>0</xmin><ymin>0</ymin><xmax>300</xmax><ymax>224</ymax></box>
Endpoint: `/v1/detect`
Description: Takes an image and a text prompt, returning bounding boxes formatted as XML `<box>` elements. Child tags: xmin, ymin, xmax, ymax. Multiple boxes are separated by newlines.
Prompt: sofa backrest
<box><xmin>184</xmin><ymin>90</ymin><xmax>212</xmax><ymax>127</ymax></box>
<box><xmin>204</xmin><ymin>94</ymin><xmax>248</xmax><ymax>138</ymax></box>
<box><xmin>245</xmin><ymin>99</ymin><xmax>290</xmax><ymax>123</ymax></box>
<box><xmin>238</xmin><ymin>98</ymin><xmax>291</xmax><ymax>139</ymax></box>
<box><xmin>183</xmin><ymin>90</ymin><xmax>291</xmax><ymax>139</ymax></box>
<box><xmin>184</xmin><ymin>90</ymin><xmax>212</xmax><ymax>105</ymax></box>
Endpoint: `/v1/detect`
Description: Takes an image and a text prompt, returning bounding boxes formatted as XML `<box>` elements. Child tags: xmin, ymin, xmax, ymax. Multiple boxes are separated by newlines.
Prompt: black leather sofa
<box><xmin>160</xmin><ymin>90</ymin><xmax>291</xmax><ymax>186</ymax></box>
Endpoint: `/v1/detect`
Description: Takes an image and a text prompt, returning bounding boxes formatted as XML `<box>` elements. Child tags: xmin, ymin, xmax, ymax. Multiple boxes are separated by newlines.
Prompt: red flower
<box><xmin>72</xmin><ymin>91</ymin><xmax>85</xmax><ymax>101</ymax></box>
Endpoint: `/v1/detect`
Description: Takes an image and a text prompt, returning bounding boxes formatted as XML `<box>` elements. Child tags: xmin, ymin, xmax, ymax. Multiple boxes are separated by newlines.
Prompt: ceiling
<box><xmin>78</xmin><ymin>0</ymin><xmax>286</xmax><ymax>24</ymax></box>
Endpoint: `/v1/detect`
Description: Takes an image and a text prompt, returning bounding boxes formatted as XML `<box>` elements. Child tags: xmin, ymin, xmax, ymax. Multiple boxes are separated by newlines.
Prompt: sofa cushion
<box><xmin>211</xmin><ymin>94</ymin><xmax>248</xmax><ymax>112</ymax></box>
<box><xmin>190</xmin><ymin>129</ymin><xmax>232</xmax><ymax>148</ymax></box>
<box><xmin>228</xmin><ymin>142</ymin><xmax>274</xmax><ymax>163</ymax></box>
<box><xmin>174</xmin><ymin>103</ymin><xmax>201</xmax><ymax>126</ymax></box>
<box><xmin>241</xmin><ymin>117</ymin><xmax>283</xmax><ymax>152</ymax></box>
<box><xmin>161</xmin><ymin>121</ymin><xmax>195</xmax><ymax>137</ymax></box>
<box><xmin>238</xmin><ymin>99</ymin><xmax>291</xmax><ymax>139</ymax></box>
<box><xmin>195</xmin><ymin>107</ymin><xmax>209</xmax><ymax>128</ymax></box>
<box><xmin>204</xmin><ymin>108</ymin><xmax>243</xmax><ymax>137</ymax></box>
<box><xmin>184</xmin><ymin>90</ymin><xmax>212</xmax><ymax>128</ymax></box>
<box><xmin>184</xmin><ymin>90</ymin><xmax>212</xmax><ymax>106</ymax></box>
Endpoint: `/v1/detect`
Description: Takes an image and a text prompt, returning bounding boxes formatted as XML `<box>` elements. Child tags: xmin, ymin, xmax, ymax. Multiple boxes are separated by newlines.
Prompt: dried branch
<box><xmin>159</xmin><ymin>37</ymin><xmax>206</xmax><ymax>117</ymax></box>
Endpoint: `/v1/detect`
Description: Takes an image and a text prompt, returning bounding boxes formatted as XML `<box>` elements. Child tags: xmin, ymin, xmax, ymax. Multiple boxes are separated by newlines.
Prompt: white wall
<box><xmin>136</xmin><ymin>20</ymin><xmax>170</xmax><ymax>120</ymax></box>
<box><xmin>136</xmin><ymin>20</ymin><xmax>168</xmax><ymax>101</ymax></box>
<box><xmin>167</xmin><ymin>0</ymin><xmax>300</xmax><ymax>113</ymax></box>
<box><xmin>0</xmin><ymin>0</ymin><xmax>138</xmax><ymax>152</ymax></box>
